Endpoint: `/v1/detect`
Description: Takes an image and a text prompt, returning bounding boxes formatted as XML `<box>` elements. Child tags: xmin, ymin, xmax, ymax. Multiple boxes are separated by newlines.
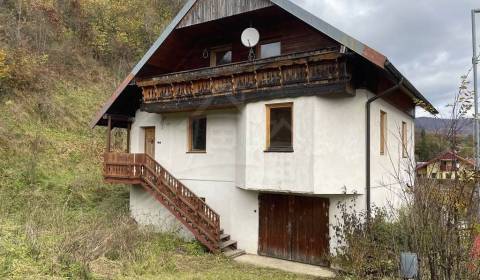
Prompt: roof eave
<box><xmin>272</xmin><ymin>0</ymin><xmax>437</xmax><ymax>115</ymax></box>
<box><xmin>271</xmin><ymin>0</ymin><xmax>387</xmax><ymax>69</ymax></box>
<box><xmin>90</xmin><ymin>0</ymin><xmax>198</xmax><ymax>128</ymax></box>
<box><xmin>384</xmin><ymin>60</ymin><xmax>439</xmax><ymax>115</ymax></box>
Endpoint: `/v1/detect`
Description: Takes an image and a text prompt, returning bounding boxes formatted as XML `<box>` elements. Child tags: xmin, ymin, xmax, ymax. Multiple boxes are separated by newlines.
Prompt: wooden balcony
<box><xmin>137</xmin><ymin>49</ymin><xmax>351</xmax><ymax>113</ymax></box>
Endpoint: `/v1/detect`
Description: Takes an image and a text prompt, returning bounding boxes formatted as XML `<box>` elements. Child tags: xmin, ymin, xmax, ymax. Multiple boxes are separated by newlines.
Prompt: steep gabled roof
<box><xmin>91</xmin><ymin>0</ymin><xmax>438</xmax><ymax>128</ymax></box>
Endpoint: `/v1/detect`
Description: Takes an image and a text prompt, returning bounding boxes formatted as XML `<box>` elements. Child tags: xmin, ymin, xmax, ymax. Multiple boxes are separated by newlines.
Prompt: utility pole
<box><xmin>473</xmin><ymin>9</ymin><xmax>479</xmax><ymax>173</ymax></box>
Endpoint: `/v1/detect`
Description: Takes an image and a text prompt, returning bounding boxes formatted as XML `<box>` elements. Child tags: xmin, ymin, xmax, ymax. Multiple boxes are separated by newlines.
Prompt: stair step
<box><xmin>220</xmin><ymin>239</ymin><xmax>237</xmax><ymax>250</ymax></box>
<box><xmin>122</xmin><ymin>155</ymin><xmax>223</xmax><ymax>253</ymax></box>
<box><xmin>223</xmin><ymin>248</ymin><xmax>246</xmax><ymax>259</ymax></box>
<box><xmin>220</xmin><ymin>233</ymin><xmax>230</xmax><ymax>241</ymax></box>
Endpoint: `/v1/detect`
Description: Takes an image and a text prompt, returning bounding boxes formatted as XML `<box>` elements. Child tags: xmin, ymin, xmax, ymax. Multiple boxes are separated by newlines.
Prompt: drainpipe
<box><xmin>365</xmin><ymin>78</ymin><xmax>404</xmax><ymax>222</ymax></box>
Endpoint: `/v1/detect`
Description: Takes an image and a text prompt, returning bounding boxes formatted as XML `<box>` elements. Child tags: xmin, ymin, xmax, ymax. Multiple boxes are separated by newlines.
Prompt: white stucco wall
<box><xmin>237</xmin><ymin>90</ymin><xmax>414</xmax><ymax>198</ymax></box>
<box><xmin>129</xmin><ymin>109</ymin><xmax>260</xmax><ymax>253</ymax></box>
<box><xmin>238</xmin><ymin>97</ymin><xmax>315</xmax><ymax>193</ymax></box>
<box><xmin>128</xmin><ymin>89</ymin><xmax>415</xmax><ymax>255</ymax></box>
<box><xmin>369</xmin><ymin>92</ymin><xmax>415</xmax><ymax>210</ymax></box>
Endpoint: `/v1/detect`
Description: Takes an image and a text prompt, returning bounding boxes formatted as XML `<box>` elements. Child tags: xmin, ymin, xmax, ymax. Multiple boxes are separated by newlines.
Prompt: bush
<box><xmin>333</xmin><ymin>202</ymin><xmax>403</xmax><ymax>279</ymax></box>
<box><xmin>332</xmin><ymin>179</ymin><xmax>480</xmax><ymax>280</ymax></box>
<box><xmin>0</xmin><ymin>48</ymin><xmax>49</xmax><ymax>93</ymax></box>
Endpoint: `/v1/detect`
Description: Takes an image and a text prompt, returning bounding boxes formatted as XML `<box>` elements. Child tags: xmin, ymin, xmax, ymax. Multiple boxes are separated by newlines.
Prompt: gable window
<box><xmin>211</xmin><ymin>46</ymin><xmax>232</xmax><ymax>66</ymax></box>
<box><xmin>188</xmin><ymin>116</ymin><xmax>207</xmax><ymax>152</ymax></box>
<box><xmin>380</xmin><ymin>111</ymin><xmax>387</xmax><ymax>155</ymax></box>
<box><xmin>440</xmin><ymin>160</ymin><xmax>448</xmax><ymax>171</ymax></box>
<box><xmin>259</xmin><ymin>41</ymin><xmax>281</xmax><ymax>59</ymax></box>
<box><xmin>402</xmin><ymin>121</ymin><xmax>407</xmax><ymax>158</ymax></box>
<box><xmin>266</xmin><ymin>103</ymin><xmax>293</xmax><ymax>152</ymax></box>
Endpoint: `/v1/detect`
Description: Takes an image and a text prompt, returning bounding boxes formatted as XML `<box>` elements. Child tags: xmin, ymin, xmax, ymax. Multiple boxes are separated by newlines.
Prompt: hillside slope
<box><xmin>0</xmin><ymin>1</ymin><xmax>311</xmax><ymax>279</ymax></box>
<box><xmin>415</xmin><ymin>117</ymin><xmax>473</xmax><ymax>135</ymax></box>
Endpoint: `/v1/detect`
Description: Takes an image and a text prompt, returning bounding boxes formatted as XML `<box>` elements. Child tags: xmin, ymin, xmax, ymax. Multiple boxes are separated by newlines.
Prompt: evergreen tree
<box><xmin>416</xmin><ymin>128</ymin><xmax>429</xmax><ymax>161</ymax></box>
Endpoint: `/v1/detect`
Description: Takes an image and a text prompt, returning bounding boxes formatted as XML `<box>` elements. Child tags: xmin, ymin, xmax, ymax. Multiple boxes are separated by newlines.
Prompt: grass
<box><xmin>0</xmin><ymin>69</ymin><xmax>318</xmax><ymax>279</ymax></box>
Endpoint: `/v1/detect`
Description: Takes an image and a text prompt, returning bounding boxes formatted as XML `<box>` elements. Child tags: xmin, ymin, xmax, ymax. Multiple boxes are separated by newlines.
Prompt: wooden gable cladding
<box><xmin>138</xmin><ymin>49</ymin><xmax>353</xmax><ymax>113</ymax></box>
<box><xmin>177</xmin><ymin>0</ymin><xmax>273</xmax><ymax>28</ymax></box>
<box><xmin>139</xmin><ymin>6</ymin><xmax>338</xmax><ymax>76</ymax></box>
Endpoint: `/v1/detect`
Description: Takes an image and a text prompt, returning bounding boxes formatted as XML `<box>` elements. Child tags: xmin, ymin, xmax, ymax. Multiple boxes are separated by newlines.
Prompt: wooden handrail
<box><xmin>142</xmin><ymin>153</ymin><xmax>220</xmax><ymax>223</ymax></box>
<box><xmin>103</xmin><ymin>152</ymin><xmax>221</xmax><ymax>252</ymax></box>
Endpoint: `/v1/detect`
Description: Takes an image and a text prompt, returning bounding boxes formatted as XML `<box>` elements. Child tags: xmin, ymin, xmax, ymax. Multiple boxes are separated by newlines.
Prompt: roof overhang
<box><xmin>90</xmin><ymin>0</ymin><xmax>198</xmax><ymax>128</ymax></box>
<box><xmin>384</xmin><ymin>61</ymin><xmax>438</xmax><ymax>114</ymax></box>
<box><xmin>90</xmin><ymin>0</ymin><xmax>438</xmax><ymax>128</ymax></box>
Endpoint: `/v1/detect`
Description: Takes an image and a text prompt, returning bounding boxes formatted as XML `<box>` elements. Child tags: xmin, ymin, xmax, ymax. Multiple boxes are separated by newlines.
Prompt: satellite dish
<box><xmin>241</xmin><ymin>27</ymin><xmax>260</xmax><ymax>48</ymax></box>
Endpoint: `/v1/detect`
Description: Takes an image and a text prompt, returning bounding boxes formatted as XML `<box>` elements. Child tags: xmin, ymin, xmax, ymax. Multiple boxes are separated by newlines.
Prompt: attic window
<box><xmin>211</xmin><ymin>46</ymin><xmax>232</xmax><ymax>66</ymax></box>
<box><xmin>259</xmin><ymin>41</ymin><xmax>281</xmax><ymax>59</ymax></box>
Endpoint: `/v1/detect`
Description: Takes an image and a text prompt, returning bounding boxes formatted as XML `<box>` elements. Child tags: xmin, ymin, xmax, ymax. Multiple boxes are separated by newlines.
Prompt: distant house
<box><xmin>416</xmin><ymin>151</ymin><xmax>474</xmax><ymax>180</ymax></box>
<box><xmin>90</xmin><ymin>0</ymin><xmax>437</xmax><ymax>266</ymax></box>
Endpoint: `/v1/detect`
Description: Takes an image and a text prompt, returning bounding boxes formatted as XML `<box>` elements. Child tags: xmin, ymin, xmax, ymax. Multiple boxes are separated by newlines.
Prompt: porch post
<box><xmin>127</xmin><ymin>122</ymin><xmax>131</xmax><ymax>153</ymax></box>
<box><xmin>106</xmin><ymin>115</ymin><xmax>112</xmax><ymax>153</ymax></box>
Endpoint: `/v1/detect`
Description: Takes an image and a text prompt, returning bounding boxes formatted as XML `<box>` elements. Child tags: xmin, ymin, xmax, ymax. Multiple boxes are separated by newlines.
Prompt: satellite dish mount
<box><xmin>241</xmin><ymin>27</ymin><xmax>260</xmax><ymax>61</ymax></box>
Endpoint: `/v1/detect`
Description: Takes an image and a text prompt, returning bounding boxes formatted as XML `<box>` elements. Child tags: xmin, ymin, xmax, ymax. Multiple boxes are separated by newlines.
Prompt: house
<box><xmin>416</xmin><ymin>151</ymin><xmax>474</xmax><ymax>180</ymax></box>
<box><xmin>90</xmin><ymin>0</ymin><xmax>437</xmax><ymax>266</ymax></box>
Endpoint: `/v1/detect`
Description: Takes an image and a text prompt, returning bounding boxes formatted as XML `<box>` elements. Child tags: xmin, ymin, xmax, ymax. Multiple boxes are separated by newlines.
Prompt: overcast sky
<box><xmin>292</xmin><ymin>0</ymin><xmax>479</xmax><ymax>117</ymax></box>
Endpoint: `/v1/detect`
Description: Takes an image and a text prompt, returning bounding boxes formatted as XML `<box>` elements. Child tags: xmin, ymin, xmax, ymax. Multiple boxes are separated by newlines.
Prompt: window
<box><xmin>441</xmin><ymin>160</ymin><xmax>447</xmax><ymax>171</ymax></box>
<box><xmin>431</xmin><ymin>173</ymin><xmax>437</xmax><ymax>179</ymax></box>
<box><xmin>380</xmin><ymin>111</ymin><xmax>387</xmax><ymax>155</ymax></box>
<box><xmin>402</xmin><ymin>121</ymin><xmax>407</xmax><ymax>158</ymax></box>
<box><xmin>189</xmin><ymin>116</ymin><xmax>207</xmax><ymax>152</ymax></box>
<box><xmin>266</xmin><ymin>103</ymin><xmax>293</xmax><ymax>152</ymax></box>
<box><xmin>211</xmin><ymin>46</ymin><xmax>232</xmax><ymax>66</ymax></box>
<box><xmin>259</xmin><ymin>41</ymin><xmax>281</xmax><ymax>59</ymax></box>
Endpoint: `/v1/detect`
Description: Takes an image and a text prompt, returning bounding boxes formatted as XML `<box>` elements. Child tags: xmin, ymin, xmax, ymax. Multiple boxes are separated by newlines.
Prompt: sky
<box><xmin>292</xmin><ymin>0</ymin><xmax>480</xmax><ymax>117</ymax></box>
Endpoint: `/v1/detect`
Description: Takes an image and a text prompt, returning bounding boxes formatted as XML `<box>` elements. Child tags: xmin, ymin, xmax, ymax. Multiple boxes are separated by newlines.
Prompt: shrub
<box><xmin>332</xmin><ymin>202</ymin><xmax>403</xmax><ymax>279</ymax></box>
<box><xmin>332</xmin><ymin>179</ymin><xmax>480</xmax><ymax>280</ymax></box>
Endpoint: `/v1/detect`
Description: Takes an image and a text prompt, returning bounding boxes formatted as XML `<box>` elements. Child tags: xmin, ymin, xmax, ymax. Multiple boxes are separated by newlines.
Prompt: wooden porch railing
<box><xmin>103</xmin><ymin>152</ymin><xmax>221</xmax><ymax>252</ymax></box>
<box><xmin>137</xmin><ymin>48</ymin><xmax>349</xmax><ymax>106</ymax></box>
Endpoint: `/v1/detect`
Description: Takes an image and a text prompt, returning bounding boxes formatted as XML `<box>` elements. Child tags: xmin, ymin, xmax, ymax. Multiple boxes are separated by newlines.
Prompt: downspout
<box><xmin>365</xmin><ymin>78</ymin><xmax>404</xmax><ymax>222</ymax></box>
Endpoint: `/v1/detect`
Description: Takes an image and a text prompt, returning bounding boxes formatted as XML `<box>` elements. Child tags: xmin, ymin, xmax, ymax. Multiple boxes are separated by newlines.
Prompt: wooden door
<box><xmin>291</xmin><ymin>196</ymin><xmax>329</xmax><ymax>265</ymax></box>
<box><xmin>144</xmin><ymin>127</ymin><xmax>155</xmax><ymax>157</ymax></box>
<box><xmin>258</xmin><ymin>194</ymin><xmax>291</xmax><ymax>260</ymax></box>
<box><xmin>258</xmin><ymin>194</ymin><xmax>329</xmax><ymax>266</ymax></box>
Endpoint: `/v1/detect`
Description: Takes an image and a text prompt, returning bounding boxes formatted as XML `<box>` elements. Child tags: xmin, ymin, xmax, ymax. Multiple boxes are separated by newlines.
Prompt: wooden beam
<box><xmin>106</xmin><ymin>115</ymin><xmax>112</xmax><ymax>153</ymax></box>
<box><xmin>127</xmin><ymin>122</ymin><xmax>131</xmax><ymax>153</ymax></box>
<box><xmin>103</xmin><ymin>114</ymin><xmax>133</xmax><ymax>122</ymax></box>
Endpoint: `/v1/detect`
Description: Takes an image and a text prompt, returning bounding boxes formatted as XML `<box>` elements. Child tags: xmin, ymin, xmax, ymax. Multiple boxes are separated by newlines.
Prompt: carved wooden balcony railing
<box><xmin>137</xmin><ymin>49</ymin><xmax>351</xmax><ymax>112</ymax></box>
<box><xmin>103</xmin><ymin>152</ymin><xmax>221</xmax><ymax>252</ymax></box>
